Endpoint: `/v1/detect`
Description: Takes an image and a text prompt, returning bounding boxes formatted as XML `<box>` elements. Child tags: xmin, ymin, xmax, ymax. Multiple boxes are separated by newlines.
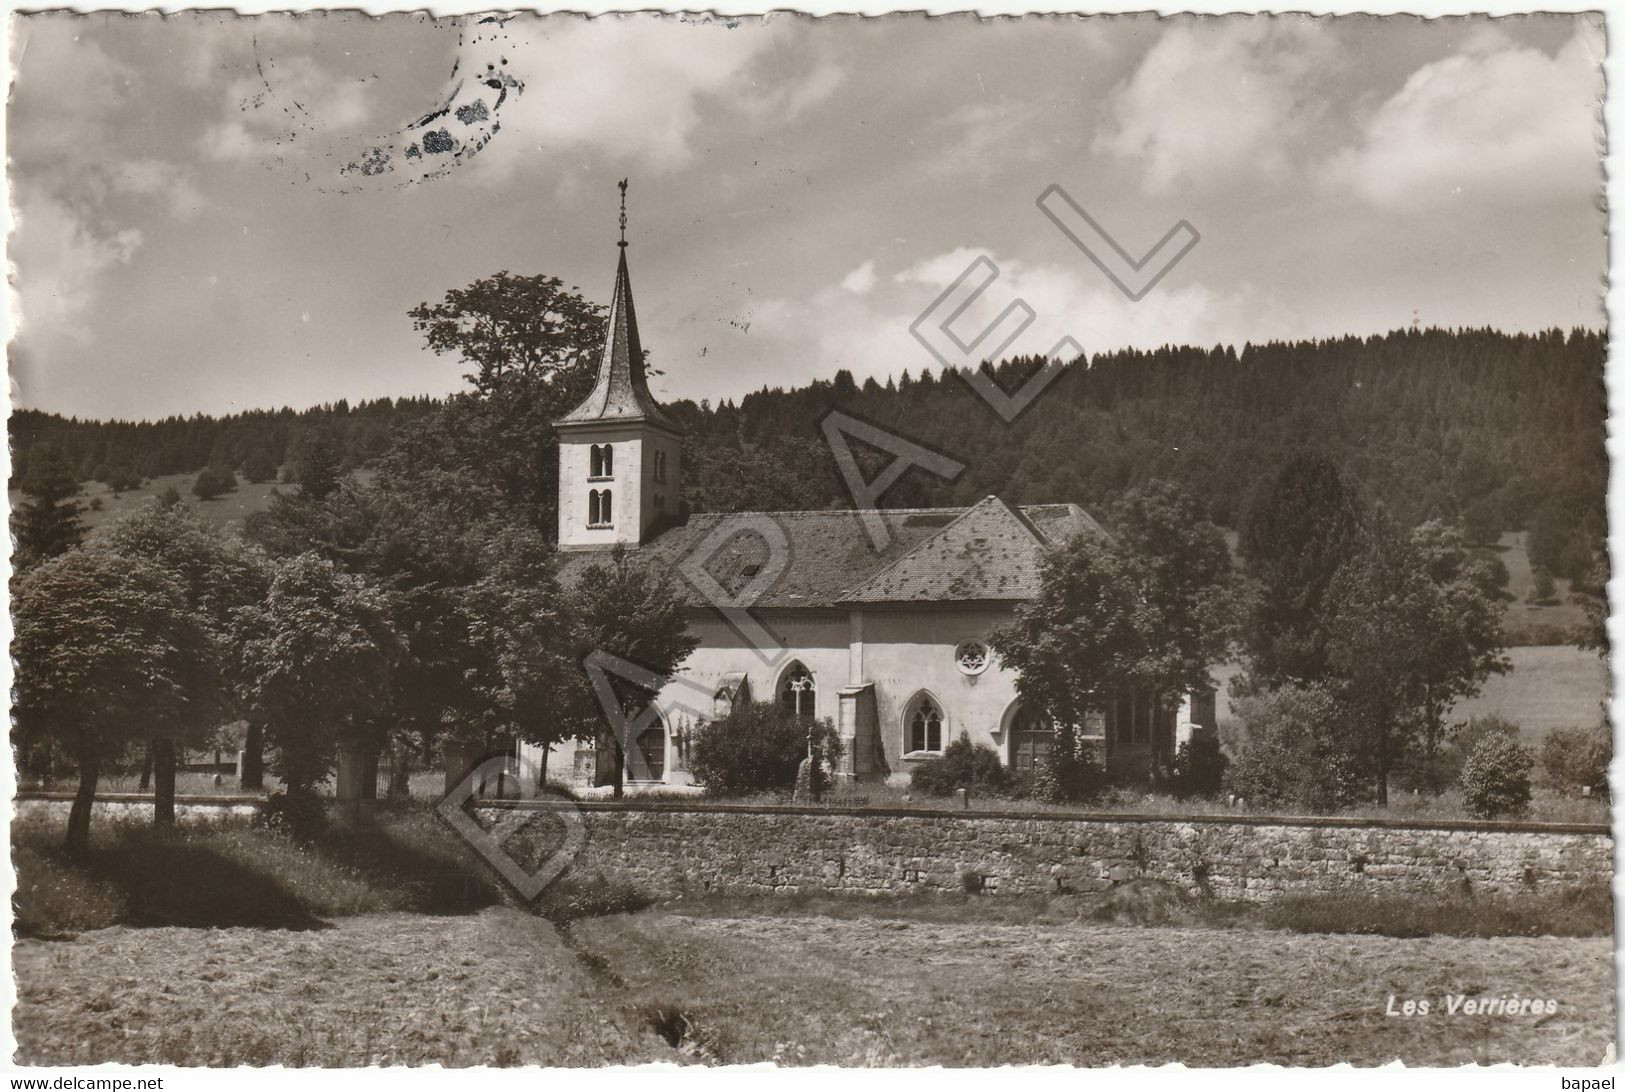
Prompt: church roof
<box><xmin>842</xmin><ymin>496</ymin><xmax>1071</xmax><ymax>603</ymax></box>
<box><xmin>555</xmin><ymin>498</ymin><xmax>1107</xmax><ymax>609</ymax></box>
<box><xmin>555</xmin><ymin>245</ymin><xmax>685</xmax><ymax>435</ymax></box>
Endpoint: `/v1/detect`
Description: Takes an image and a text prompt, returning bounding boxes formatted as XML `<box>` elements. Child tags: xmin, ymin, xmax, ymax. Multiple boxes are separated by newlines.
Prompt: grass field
<box><xmin>1213</xmin><ymin>644</ymin><xmax>1607</xmax><ymax>747</ymax></box>
<box><xmin>11</xmin><ymin>807</ymin><xmax>1612</xmax><ymax>1067</ymax></box>
<box><xmin>1493</xmin><ymin>530</ymin><xmax>1591</xmax><ymax>644</ymax></box>
<box><xmin>7</xmin><ymin>472</ymin><xmax>287</xmax><ymax>536</ymax></box>
<box><xmin>1453</xmin><ymin>645</ymin><xmax>1609</xmax><ymax>740</ymax></box>
<box><xmin>13</xmin><ymin>901</ymin><xmax>1613</xmax><ymax>1067</ymax></box>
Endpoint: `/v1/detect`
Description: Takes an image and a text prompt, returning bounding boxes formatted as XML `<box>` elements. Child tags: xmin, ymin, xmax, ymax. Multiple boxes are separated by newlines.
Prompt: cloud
<box><xmin>476</xmin><ymin>16</ymin><xmax>782</xmax><ymax>174</ymax></box>
<box><xmin>841</xmin><ymin>260</ymin><xmax>877</xmax><ymax>295</ymax></box>
<box><xmin>1320</xmin><ymin>27</ymin><xmax>1603</xmax><ymax>211</ymax></box>
<box><xmin>776</xmin><ymin>61</ymin><xmax>845</xmax><ymax>119</ymax></box>
<box><xmin>893</xmin><ymin>246</ymin><xmax>1244</xmax><ymax>361</ymax></box>
<box><xmin>112</xmin><ymin>159</ymin><xmax>206</xmax><ymax>219</ymax></box>
<box><xmin>737</xmin><ymin>58</ymin><xmax>846</xmax><ymax>122</ymax></box>
<box><xmin>1093</xmin><ymin>18</ymin><xmax>1337</xmax><ymax>195</ymax></box>
<box><xmin>918</xmin><ymin>101</ymin><xmax>1040</xmax><ymax>182</ymax></box>
<box><xmin>732</xmin><ymin>247</ymin><xmax>1294</xmax><ymax>398</ymax></box>
<box><xmin>11</xmin><ymin>19</ymin><xmax>206</xmax><ymax>219</ymax></box>
<box><xmin>11</xmin><ymin>195</ymin><xmax>143</xmax><ymax>345</ymax></box>
<box><xmin>199</xmin><ymin>49</ymin><xmax>377</xmax><ymax>163</ymax></box>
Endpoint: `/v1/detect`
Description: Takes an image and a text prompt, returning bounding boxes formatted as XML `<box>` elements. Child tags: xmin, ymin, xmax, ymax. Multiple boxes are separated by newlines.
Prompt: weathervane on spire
<box><xmin>617</xmin><ymin>178</ymin><xmax>629</xmax><ymax>248</ymax></box>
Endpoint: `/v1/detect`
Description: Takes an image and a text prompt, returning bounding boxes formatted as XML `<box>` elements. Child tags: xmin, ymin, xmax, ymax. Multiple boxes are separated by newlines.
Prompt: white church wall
<box><xmin>530</xmin><ymin>605</ymin><xmax>1035</xmax><ymax>790</ymax></box>
<box><xmin>848</xmin><ymin>605</ymin><xmax>1021</xmax><ymax>782</ymax></box>
<box><xmin>668</xmin><ymin>610</ymin><xmax>851</xmax><ymax>725</ymax></box>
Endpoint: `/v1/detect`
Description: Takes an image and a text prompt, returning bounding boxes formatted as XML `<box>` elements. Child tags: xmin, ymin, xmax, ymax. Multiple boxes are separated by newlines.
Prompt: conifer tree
<box><xmin>12</xmin><ymin>444</ymin><xmax>85</xmax><ymax>570</ymax></box>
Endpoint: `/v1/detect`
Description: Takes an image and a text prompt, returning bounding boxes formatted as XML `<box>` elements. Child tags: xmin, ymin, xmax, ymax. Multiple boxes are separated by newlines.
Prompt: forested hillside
<box><xmin>679</xmin><ymin>326</ymin><xmax>1606</xmax><ymax>579</ymax></box>
<box><xmin>9</xmin><ymin>397</ymin><xmax>440</xmax><ymax>492</ymax></box>
<box><xmin>11</xmin><ymin>326</ymin><xmax>1606</xmax><ymax>578</ymax></box>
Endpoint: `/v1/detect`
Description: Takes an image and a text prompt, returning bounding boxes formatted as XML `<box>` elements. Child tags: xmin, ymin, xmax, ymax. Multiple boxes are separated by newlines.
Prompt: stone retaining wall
<box><xmin>14</xmin><ymin>794</ymin><xmax>260</xmax><ymax>828</ymax></box>
<box><xmin>524</xmin><ymin>804</ymin><xmax>1614</xmax><ymax>902</ymax></box>
<box><xmin>12</xmin><ymin>794</ymin><xmax>1611</xmax><ymax>903</ymax></box>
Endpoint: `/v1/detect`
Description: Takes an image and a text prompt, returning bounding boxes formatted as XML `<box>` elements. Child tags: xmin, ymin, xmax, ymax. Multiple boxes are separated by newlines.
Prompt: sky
<box><xmin>7</xmin><ymin>12</ymin><xmax>1606</xmax><ymax>421</ymax></box>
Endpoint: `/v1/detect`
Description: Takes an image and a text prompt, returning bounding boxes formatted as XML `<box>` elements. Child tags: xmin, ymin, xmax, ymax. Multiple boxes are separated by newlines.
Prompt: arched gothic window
<box><xmin>1009</xmin><ymin>704</ymin><xmax>1051</xmax><ymax>772</ymax></box>
<box><xmin>590</xmin><ymin>444</ymin><xmax>614</xmax><ymax>479</ymax></box>
<box><xmin>907</xmin><ymin>695</ymin><xmax>944</xmax><ymax>754</ymax></box>
<box><xmin>779</xmin><ymin>662</ymin><xmax>816</xmax><ymax>719</ymax></box>
<box><xmin>653</xmin><ymin>450</ymin><xmax>668</xmax><ymax>484</ymax></box>
<box><xmin>588</xmin><ymin>489</ymin><xmax>613</xmax><ymax>527</ymax></box>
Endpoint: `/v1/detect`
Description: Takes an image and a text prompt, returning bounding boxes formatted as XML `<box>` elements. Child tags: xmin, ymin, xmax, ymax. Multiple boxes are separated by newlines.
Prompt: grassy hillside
<box><xmin>9</xmin><ymin>472</ymin><xmax>284</xmax><ymax>538</ymax></box>
<box><xmin>1491</xmin><ymin>529</ymin><xmax>1589</xmax><ymax>643</ymax></box>
<box><xmin>1213</xmin><ymin>644</ymin><xmax>1607</xmax><ymax>746</ymax></box>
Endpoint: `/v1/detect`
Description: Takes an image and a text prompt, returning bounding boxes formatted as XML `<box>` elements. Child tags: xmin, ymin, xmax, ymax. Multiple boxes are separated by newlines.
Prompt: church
<box><xmin>526</xmin><ymin>211</ymin><xmax>1214</xmax><ymax>791</ymax></box>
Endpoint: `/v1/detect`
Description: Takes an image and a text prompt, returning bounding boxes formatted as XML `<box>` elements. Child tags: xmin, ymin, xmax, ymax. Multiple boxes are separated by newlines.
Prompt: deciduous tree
<box><xmin>991</xmin><ymin>538</ymin><xmax>1151</xmax><ymax>801</ymax></box>
<box><xmin>101</xmin><ymin>502</ymin><xmax>273</xmax><ymax>818</ymax></box>
<box><xmin>13</xmin><ymin>549</ymin><xmax>226</xmax><ymax>855</ymax></box>
<box><xmin>409</xmin><ymin>272</ymin><xmax>607</xmax><ymax>396</ymax></box>
<box><xmin>565</xmin><ymin>548</ymin><xmax>698</xmax><ymax>798</ymax></box>
<box><xmin>233</xmin><ymin>554</ymin><xmax>399</xmax><ymax>828</ymax></box>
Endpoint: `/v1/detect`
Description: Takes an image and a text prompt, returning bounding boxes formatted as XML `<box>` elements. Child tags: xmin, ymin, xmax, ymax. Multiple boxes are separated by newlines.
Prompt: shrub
<box><xmin>689</xmin><ymin>701</ymin><xmax>841</xmax><ymax>798</ymax></box>
<box><xmin>257</xmin><ymin>791</ymin><xmax>331</xmax><ymax>840</ymax></box>
<box><xmin>192</xmin><ymin>466</ymin><xmax>237</xmax><ymax>501</ymax></box>
<box><xmin>1030</xmin><ymin>731</ymin><xmax>1106</xmax><ymax>803</ymax></box>
<box><xmin>1167</xmin><ymin>734</ymin><xmax>1227</xmax><ymax>799</ymax></box>
<box><xmin>537</xmin><ymin>869</ymin><xmax>655</xmax><ymax>923</ymax></box>
<box><xmin>241</xmin><ymin>448</ymin><xmax>279</xmax><ymax>484</ymax></box>
<box><xmin>106</xmin><ymin>466</ymin><xmax>142</xmax><ymax>494</ymax></box>
<box><xmin>1222</xmin><ymin>684</ymin><xmax>1365</xmax><ymax>811</ymax></box>
<box><xmin>1401</xmin><ymin>714</ymin><xmax>1520</xmax><ymax>794</ymax></box>
<box><xmin>1460</xmin><ymin>733</ymin><xmax>1533</xmax><ymax>819</ymax></box>
<box><xmin>910</xmin><ymin>732</ymin><xmax>1009</xmax><ymax>797</ymax></box>
<box><xmin>1540</xmin><ymin>725</ymin><xmax>1611</xmax><ymax>797</ymax></box>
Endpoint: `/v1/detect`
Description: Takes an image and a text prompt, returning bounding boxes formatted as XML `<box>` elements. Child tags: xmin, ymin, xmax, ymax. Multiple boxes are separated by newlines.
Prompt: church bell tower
<box><xmin>555</xmin><ymin>181</ymin><xmax>686</xmax><ymax>550</ymax></box>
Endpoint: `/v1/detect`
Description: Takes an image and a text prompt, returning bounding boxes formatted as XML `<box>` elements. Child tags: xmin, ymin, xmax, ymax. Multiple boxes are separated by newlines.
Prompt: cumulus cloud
<box><xmin>841</xmin><ymin>260</ymin><xmax>877</xmax><ymax>295</ymax></box>
<box><xmin>742</xmin><ymin>59</ymin><xmax>846</xmax><ymax>122</ymax></box>
<box><xmin>112</xmin><ymin>159</ymin><xmax>206</xmax><ymax>219</ymax></box>
<box><xmin>475</xmin><ymin>16</ymin><xmax>784</xmax><ymax>174</ymax></box>
<box><xmin>915</xmin><ymin>101</ymin><xmax>1039</xmax><ymax>181</ymax></box>
<box><xmin>9</xmin><ymin>21</ymin><xmax>132</xmax><ymax>164</ymax></box>
<box><xmin>1093</xmin><ymin>17</ymin><xmax>1337</xmax><ymax>195</ymax></box>
<box><xmin>893</xmin><ymin>246</ymin><xmax>1241</xmax><ymax>361</ymax></box>
<box><xmin>199</xmin><ymin>49</ymin><xmax>377</xmax><ymax>163</ymax></box>
<box><xmin>11</xmin><ymin>196</ymin><xmax>143</xmax><ymax>342</ymax></box>
<box><xmin>1320</xmin><ymin>27</ymin><xmax>1603</xmax><ymax>211</ymax></box>
<box><xmin>732</xmin><ymin>247</ymin><xmax>1296</xmax><ymax>398</ymax></box>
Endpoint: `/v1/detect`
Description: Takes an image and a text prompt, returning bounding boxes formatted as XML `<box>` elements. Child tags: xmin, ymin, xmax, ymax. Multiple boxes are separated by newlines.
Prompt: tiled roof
<box><xmin>556</xmin><ymin>498</ymin><xmax>1107</xmax><ymax>609</ymax></box>
<box><xmin>843</xmin><ymin>496</ymin><xmax>1066</xmax><ymax>603</ymax></box>
<box><xmin>555</xmin><ymin>247</ymin><xmax>685</xmax><ymax>435</ymax></box>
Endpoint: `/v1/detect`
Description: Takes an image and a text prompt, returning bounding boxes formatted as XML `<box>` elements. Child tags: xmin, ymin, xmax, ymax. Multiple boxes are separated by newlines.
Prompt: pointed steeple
<box><xmin>555</xmin><ymin>181</ymin><xmax>684</xmax><ymax>435</ymax></box>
